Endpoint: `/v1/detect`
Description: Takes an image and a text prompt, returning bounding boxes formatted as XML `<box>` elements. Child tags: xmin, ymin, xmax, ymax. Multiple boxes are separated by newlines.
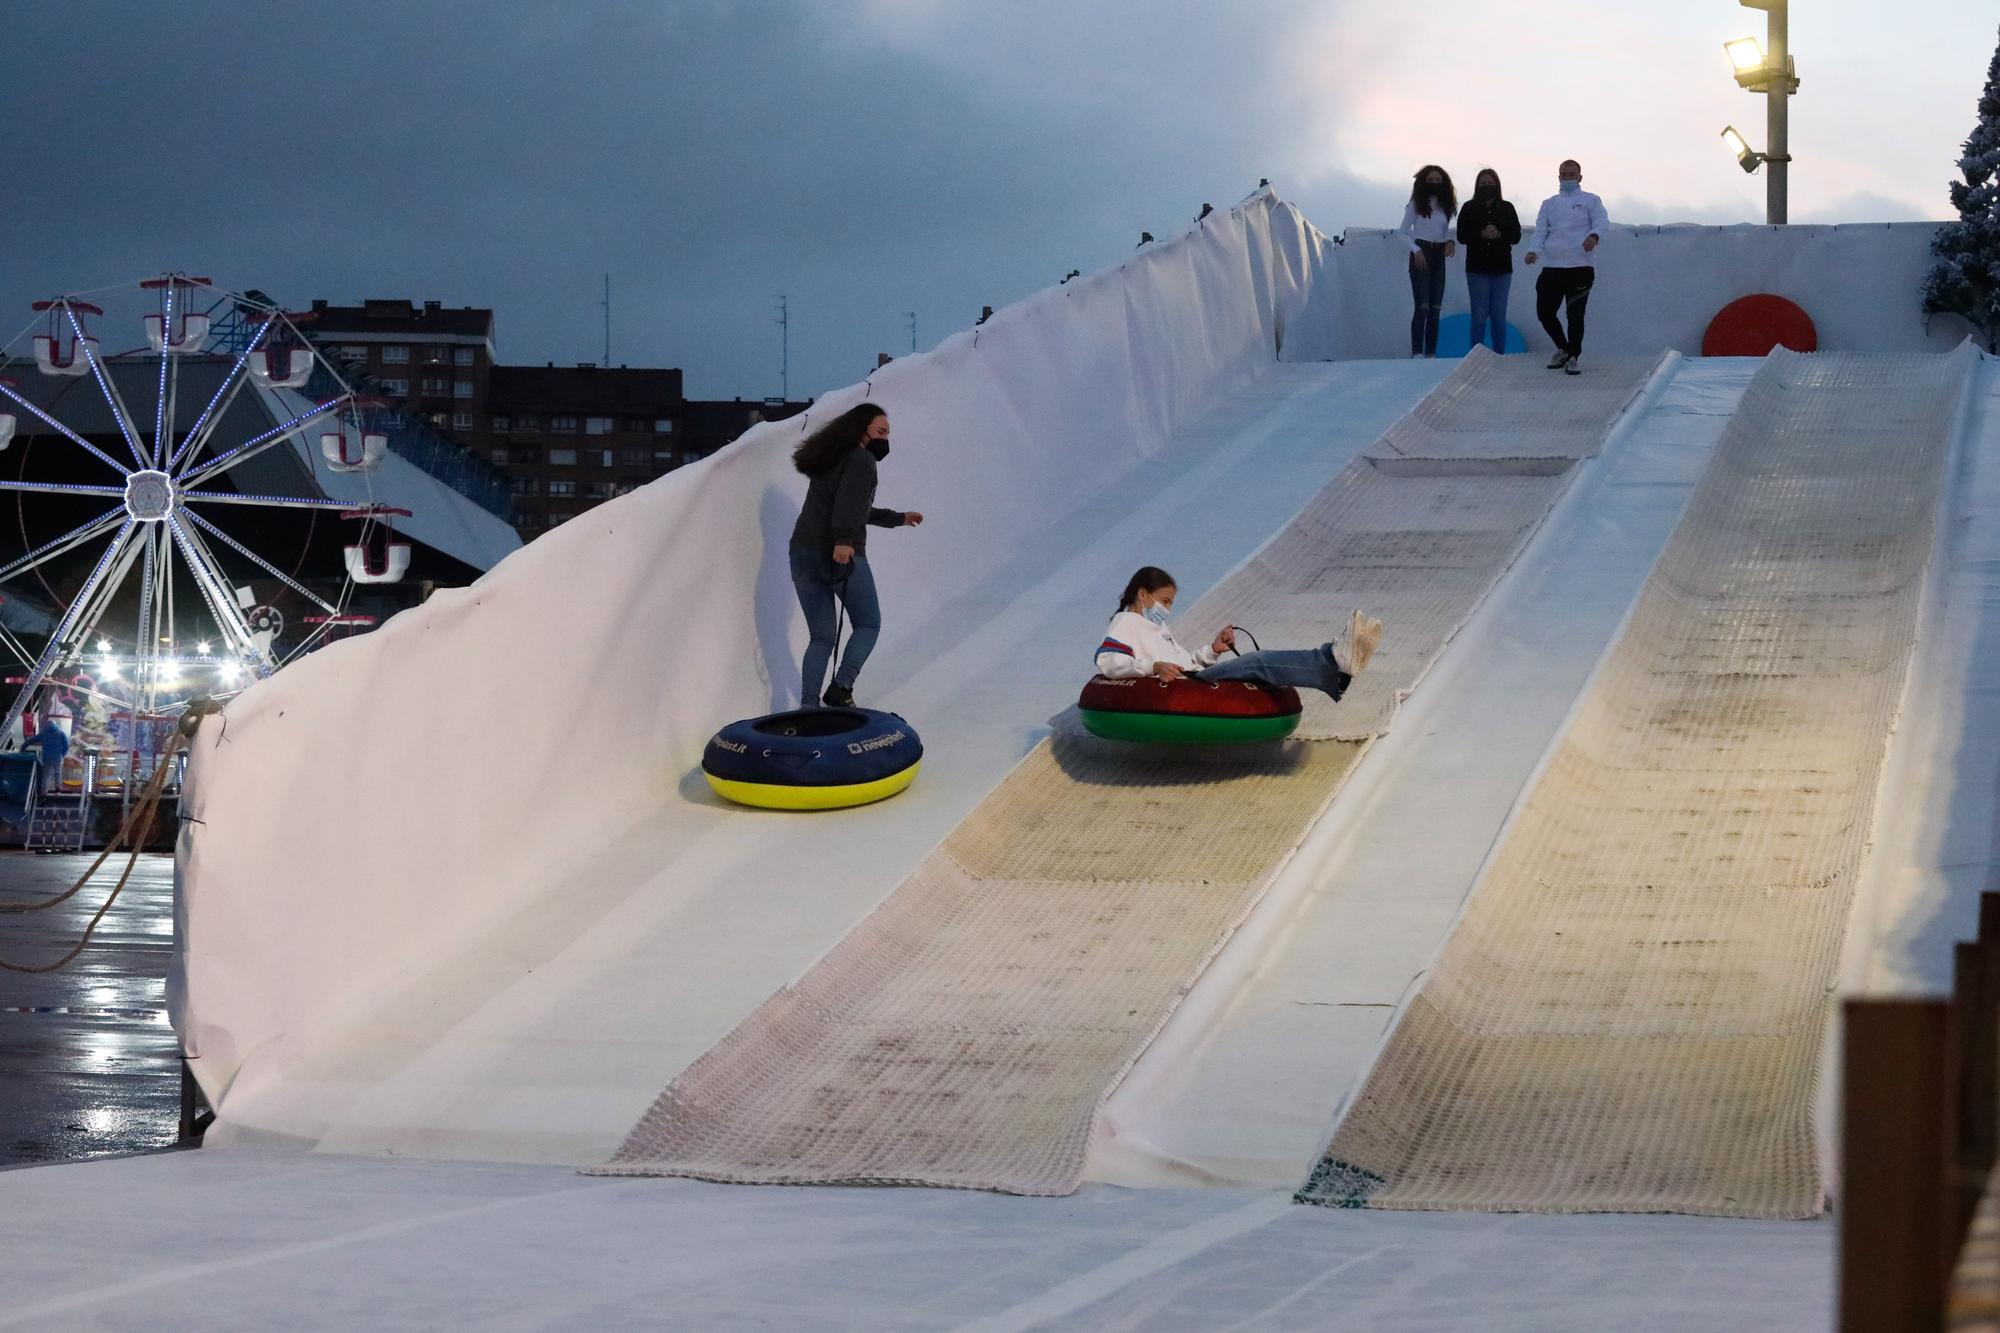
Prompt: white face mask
<box><xmin>1143</xmin><ymin>600</ymin><xmax>1172</xmax><ymax>626</ymax></box>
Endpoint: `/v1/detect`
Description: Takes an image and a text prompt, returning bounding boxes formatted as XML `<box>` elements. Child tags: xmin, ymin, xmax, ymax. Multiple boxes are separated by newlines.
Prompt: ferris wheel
<box><xmin>0</xmin><ymin>275</ymin><xmax>410</xmax><ymax>748</ymax></box>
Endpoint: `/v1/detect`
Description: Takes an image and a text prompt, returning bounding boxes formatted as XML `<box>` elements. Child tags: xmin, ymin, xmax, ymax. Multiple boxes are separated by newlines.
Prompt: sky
<box><xmin>4</xmin><ymin>1</ymin><xmax>1993</xmax><ymax>400</ymax></box>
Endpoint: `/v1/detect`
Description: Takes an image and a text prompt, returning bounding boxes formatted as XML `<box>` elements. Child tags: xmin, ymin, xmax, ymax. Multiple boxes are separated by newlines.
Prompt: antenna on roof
<box><xmin>904</xmin><ymin>310</ymin><xmax>916</xmax><ymax>354</ymax></box>
<box><xmin>600</xmin><ymin>274</ymin><xmax>611</xmax><ymax>366</ymax></box>
<box><xmin>775</xmin><ymin>294</ymin><xmax>790</xmax><ymax>400</ymax></box>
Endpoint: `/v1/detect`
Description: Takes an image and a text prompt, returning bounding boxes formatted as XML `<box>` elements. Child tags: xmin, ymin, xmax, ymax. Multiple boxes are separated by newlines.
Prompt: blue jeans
<box><xmin>1408</xmin><ymin>242</ymin><xmax>1448</xmax><ymax>355</ymax></box>
<box><xmin>1466</xmin><ymin>271</ymin><xmax>1512</xmax><ymax>353</ymax></box>
<box><xmin>1196</xmin><ymin>645</ymin><xmax>1351</xmax><ymax>700</ymax></box>
<box><xmin>790</xmin><ymin>548</ymin><xmax>881</xmax><ymax>705</ymax></box>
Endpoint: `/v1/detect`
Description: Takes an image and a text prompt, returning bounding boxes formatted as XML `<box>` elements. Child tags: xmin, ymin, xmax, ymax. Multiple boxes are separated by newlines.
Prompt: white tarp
<box><xmin>168</xmin><ymin>190</ymin><xmax>1342</xmax><ymax>1146</ymax></box>
<box><xmin>1299</xmin><ymin>221</ymin><xmax>1964</xmax><ymax>362</ymax></box>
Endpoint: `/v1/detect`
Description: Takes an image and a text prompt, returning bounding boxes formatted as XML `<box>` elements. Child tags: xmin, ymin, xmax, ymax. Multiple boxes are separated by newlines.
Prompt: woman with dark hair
<box><xmin>789</xmin><ymin>402</ymin><xmax>923</xmax><ymax>707</ymax></box>
<box><xmin>1398</xmin><ymin>165</ymin><xmax>1458</xmax><ymax>358</ymax></box>
<box><xmin>1095</xmin><ymin>566</ymin><xmax>1381</xmax><ymax>699</ymax></box>
<box><xmin>1456</xmin><ymin>167</ymin><xmax>1522</xmax><ymax>353</ymax></box>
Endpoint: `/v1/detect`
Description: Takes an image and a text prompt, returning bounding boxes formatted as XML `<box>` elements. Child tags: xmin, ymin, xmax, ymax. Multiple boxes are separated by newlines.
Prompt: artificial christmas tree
<box><xmin>1923</xmin><ymin>25</ymin><xmax>2000</xmax><ymax>351</ymax></box>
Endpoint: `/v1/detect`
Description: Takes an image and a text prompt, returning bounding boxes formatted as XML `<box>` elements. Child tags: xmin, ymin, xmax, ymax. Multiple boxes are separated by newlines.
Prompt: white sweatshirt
<box><xmin>1397</xmin><ymin>200</ymin><xmax>1454</xmax><ymax>253</ymax></box>
<box><xmin>1528</xmin><ymin>189</ymin><xmax>1610</xmax><ymax>269</ymax></box>
<box><xmin>1096</xmin><ymin>610</ymin><xmax>1217</xmax><ymax>679</ymax></box>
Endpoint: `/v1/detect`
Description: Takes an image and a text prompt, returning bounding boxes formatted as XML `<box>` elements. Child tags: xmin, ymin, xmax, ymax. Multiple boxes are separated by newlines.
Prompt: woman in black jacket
<box><xmin>1456</xmin><ymin>168</ymin><xmax>1523</xmax><ymax>354</ymax></box>
<box><xmin>788</xmin><ymin>402</ymin><xmax>922</xmax><ymax>708</ymax></box>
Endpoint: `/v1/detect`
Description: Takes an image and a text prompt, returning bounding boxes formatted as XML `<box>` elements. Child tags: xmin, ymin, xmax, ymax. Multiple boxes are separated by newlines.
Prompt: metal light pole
<box><xmin>1733</xmin><ymin>0</ymin><xmax>1797</xmax><ymax>224</ymax></box>
<box><xmin>1762</xmin><ymin>0</ymin><xmax>1789</xmax><ymax>224</ymax></box>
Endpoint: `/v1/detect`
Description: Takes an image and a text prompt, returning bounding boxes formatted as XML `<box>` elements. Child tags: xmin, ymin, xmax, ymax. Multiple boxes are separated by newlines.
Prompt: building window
<box><xmin>513</xmin><ymin>511</ymin><xmax>541</xmax><ymax>529</ymax></box>
<box><xmin>549</xmin><ymin>512</ymin><xmax>572</xmax><ymax>526</ymax></box>
<box><xmin>653</xmin><ymin>450</ymin><xmax>676</xmax><ymax>466</ymax></box>
<box><xmin>548</xmin><ymin>449</ymin><xmax>577</xmax><ymax>466</ymax></box>
<box><xmin>513</xmin><ymin>416</ymin><xmax>537</xmax><ymax>432</ymax></box>
<box><xmin>454</xmin><ymin>381</ymin><xmax>475</xmax><ymax>399</ymax></box>
<box><xmin>511</xmin><ymin>447</ymin><xmax>540</xmax><ymax>465</ymax></box>
<box><xmin>421</xmin><ymin>378</ymin><xmax>448</xmax><ymax>396</ymax></box>
<box><xmin>618</xmin><ymin>448</ymin><xmax>648</xmax><ymax>467</ymax></box>
<box><xmin>452</xmin><ymin>413</ymin><xmax>475</xmax><ymax>431</ymax></box>
<box><xmin>382</xmin><ymin>378</ymin><xmax>409</xmax><ymax>395</ymax></box>
<box><xmin>490</xmin><ymin>448</ymin><xmax>510</xmax><ymax>465</ymax></box>
<box><xmin>549</xmin><ymin>480</ymin><xmax>576</xmax><ymax>496</ymax></box>
<box><xmin>427</xmin><ymin>412</ymin><xmax>449</xmax><ymax>429</ymax></box>
<box><xmin>382</xmin><ymin>345</ymin><xmax>409</xmax><ymax>363</ymax></box>
<box><xmin>653</xmin><ymin>418</ymin><xmax>674</xmax><ymax>434</ymax></box>
<box><xmin>551</xmin><ymin>415</ymin><xmax>579</xmax><ymax>433</ymax></box>
<box><xmin>585</xmin><ymin>416</ymin><xmax>613</xmax><ymax>436</ymax></box>
<box><xmin>337</xmin><ymin>344</ymin><xmax>369</xmax><ymax>363</ymax></box>
<box><xmin>490</xmin><ymin>415</ymin><xmax>510</xmax><ymax>432</ymax></box>
<box><xmin>511</xmin><ymin>476</ymin><xmax>539</xmax><ymax>496</ymax></box>
<box><xmin>453</xmin><ymin>347</ymin><xmax>476</xmax><ymax>366</ymax></box>
<box><xmin>584</xmin><ymin>481</ymin><xmax>612</xmax><ymax>499</ymax></box>
<box><xmin>624</xmin><ymin>419</ymin><xmax>647</xmax><ymax>433</ymax></box>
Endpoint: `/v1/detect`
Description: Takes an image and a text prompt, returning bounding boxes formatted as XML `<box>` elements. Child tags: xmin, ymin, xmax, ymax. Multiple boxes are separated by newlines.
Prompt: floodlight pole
<box><xmin>1765</xmin><ymin>0</ymin><xmax>1788</xmax><ymax>224</ymax></box>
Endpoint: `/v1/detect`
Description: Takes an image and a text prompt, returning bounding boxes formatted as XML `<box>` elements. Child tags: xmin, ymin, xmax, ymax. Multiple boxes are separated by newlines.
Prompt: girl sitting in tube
<box><xmin>1095</xmin><ymin>566</ymin><xmax>1383</xmax><ymax>699</ymax></box>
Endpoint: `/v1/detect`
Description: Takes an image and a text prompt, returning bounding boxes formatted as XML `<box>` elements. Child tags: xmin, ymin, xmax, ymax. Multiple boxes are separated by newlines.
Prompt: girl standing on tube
<box><xmin>1398</xmin><ymin>165</ymin><xmax>1458</xmax><ymax>358</ymax></box>
<box><xmin>789</xmin><ymin>403</ymin><xmax>922</xmax><ymax>708</ymax></box>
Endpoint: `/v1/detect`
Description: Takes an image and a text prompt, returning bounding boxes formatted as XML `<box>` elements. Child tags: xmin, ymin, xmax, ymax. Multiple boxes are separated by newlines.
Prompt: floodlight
<box><xmin>95</xmin><ymin>638</ymin><xmax>111</xmax><ymax>653</ymax></box>
<box><xmin>1725</xmin><ymin>36</ymin><xmax>1765</xmax><ymax>72</ymax></box>
<box><xmin>1721</xmin><ymin>126</ymin><xmax>1763</xmax><ymax>174</ymax></box>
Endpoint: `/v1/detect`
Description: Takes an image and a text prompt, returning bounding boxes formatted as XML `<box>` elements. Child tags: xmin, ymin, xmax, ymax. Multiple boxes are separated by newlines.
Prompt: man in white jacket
<box><xmin>1524</xmin><ymin>159</ymin><xmax>1609</xmax><ymax>376</ymax></box>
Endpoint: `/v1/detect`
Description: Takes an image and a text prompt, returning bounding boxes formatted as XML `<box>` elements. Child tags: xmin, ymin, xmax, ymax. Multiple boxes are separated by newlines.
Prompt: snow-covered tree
<box><xmin>1924</xmin><ymin>25</ymin><xmax>2000</xmax><ymax>352</ymax></box>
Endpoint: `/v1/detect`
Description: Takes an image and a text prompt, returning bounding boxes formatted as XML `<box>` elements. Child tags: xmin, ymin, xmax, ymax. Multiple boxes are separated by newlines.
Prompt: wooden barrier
<box><xmin>1842</xmin><ymin>891</ymin><xmax>2000</xmax><ymax>1331</ymax></box>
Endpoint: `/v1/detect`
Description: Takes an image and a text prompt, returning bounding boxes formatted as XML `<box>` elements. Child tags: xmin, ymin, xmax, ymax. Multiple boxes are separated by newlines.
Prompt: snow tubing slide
<box><xmin>1077</xmin><ymin>674</ymin><xmax>1302</xmax><ymax>744</ymax></box>
<box><xmin>702</xmin><ymin>707</ymin><xmax>922</xmax><ymax>810</ymax></box>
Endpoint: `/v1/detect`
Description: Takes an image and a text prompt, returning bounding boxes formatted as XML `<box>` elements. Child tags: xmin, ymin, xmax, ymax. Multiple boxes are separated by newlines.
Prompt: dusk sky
<box><xmin>6</xmin><ymin>2</ymin><xmax>1994</xmax><ymax>399</ymax></box>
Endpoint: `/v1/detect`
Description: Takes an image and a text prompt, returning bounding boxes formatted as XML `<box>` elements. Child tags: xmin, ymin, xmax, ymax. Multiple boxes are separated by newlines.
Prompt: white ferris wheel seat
<box><xmin>344</xmin><ymin>540</ymin><xmax>411</xmax><ymax>585</ymax></box>
<box><xmin>32</xmin><ymin>334</ymin><xmax>96</xmax><ymax>377</ymax></box>
<box><xmin>248</xmin><ymin>346</ymin><xmax>313</xmax><ymax>389</ymax></box>
<box><xmin>319</xmin><ymin>430</ymin><xmax>387</xmax><ymax>472</ymax></box>
<box><xmin>0</xmin><ymin>413</ymin><xmax>13</xmax><ymax>451</ymax></box>
<box><xmin>143</xmin><ymin>312</ymin><xmax>211</xmax><ymax>354</ymax></box>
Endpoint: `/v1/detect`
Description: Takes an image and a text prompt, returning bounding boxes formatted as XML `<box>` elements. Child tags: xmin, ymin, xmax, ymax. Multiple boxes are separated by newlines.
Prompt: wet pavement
<box><xmin>0</xmin><ymin>852</ymin><xmax>182</xmax><ymax>1167</ymax></box>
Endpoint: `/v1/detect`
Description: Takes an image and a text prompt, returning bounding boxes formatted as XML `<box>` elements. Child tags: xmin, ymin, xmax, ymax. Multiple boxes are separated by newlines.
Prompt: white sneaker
<box><xmin>1564</xmin><ymin>355</ymin><xmax>1581</xmax><ymax>376</ymax></box>
<box><xmin>1333</xmin><ymin>609</ymin><xmax>1384</xmax><ymax>675</ymax></box>
<box><xmin>1546</xmin><ymin>349</ymin><xmax>1571</xmax><ymax>369</ymax></box>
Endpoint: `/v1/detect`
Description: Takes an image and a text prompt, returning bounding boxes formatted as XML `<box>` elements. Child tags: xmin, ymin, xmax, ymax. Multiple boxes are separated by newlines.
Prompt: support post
<box><xmin>1841</xmin><ymin>998</ymin><xmax>1952</xmax><ymax>1332</ymax></box>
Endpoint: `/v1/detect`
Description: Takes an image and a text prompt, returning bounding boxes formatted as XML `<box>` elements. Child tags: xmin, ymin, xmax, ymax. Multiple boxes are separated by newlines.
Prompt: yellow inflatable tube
<box><xmin>705</xmin><ymin>760</ymin><xmax>921</xmax><ymax>811</ymax></box>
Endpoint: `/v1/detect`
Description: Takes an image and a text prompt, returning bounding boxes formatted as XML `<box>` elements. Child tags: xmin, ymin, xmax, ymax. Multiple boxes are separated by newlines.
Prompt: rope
<box><xmin>0</xmin><ymin>696</ymin><xmax>221</xmax><ymax>973</ymax></box>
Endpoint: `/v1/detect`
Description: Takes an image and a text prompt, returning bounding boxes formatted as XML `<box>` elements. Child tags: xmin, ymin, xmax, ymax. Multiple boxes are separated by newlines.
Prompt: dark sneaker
<box><xmin>822</xmin><ymin>682</ymin><xmax>855</xmax><ymax>708</ymax></box>
<box><xmin>1564</xmin><ymin>356</ymin><xmax>1581</xmax><ymax>375</ymax></box>
<box><xmin>1546</xmin><ymin>349</ymin><xmax>1571</xmax><ymax>369</ymax></box>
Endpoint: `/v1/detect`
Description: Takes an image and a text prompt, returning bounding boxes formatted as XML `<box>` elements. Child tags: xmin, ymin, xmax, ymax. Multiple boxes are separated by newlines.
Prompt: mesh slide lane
<box><xmin>591</xmin><ymin>349</ymin><xmax>1663</xmax><ymax>1194</ymax></box>
<box><xmin>1298</xmin><ymin>346</ymin><xmax>1979</xmax><ymax>1219</ymax></box>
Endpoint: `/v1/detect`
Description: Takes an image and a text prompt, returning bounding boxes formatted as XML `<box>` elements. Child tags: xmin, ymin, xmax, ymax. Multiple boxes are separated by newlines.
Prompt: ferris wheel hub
<box><xmin>123</xmin><ymin>470</ymin><xmax>176</xmax><ymax>522</ymax></box>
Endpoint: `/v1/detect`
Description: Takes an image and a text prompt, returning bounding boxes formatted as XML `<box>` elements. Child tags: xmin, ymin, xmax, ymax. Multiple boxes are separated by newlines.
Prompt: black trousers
<box><xmin>1408</xmin><ymin>241</ymin><xmax>1448</xmax><ymax>355</ymax></box>
<box><xmin>1535</xmin><ymin>266</ymin><xmax>1595</xmax><ymax>357</ymax></box>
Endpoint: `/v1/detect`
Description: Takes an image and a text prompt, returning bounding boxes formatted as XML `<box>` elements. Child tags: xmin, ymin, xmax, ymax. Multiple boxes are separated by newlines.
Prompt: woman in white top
<box><xmin>1095</xmin><ymin>566</ymin><xmax>1382</xmax><ymax>698</ymax></box>
<box><xmin>1398</xmin><ymin>165</ymin><xmax>1458</xmax><ymax>358</ymax></box>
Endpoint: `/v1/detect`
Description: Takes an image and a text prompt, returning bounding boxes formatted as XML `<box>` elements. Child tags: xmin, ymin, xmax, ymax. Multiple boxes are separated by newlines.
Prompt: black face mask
<box><xmin>1476</xmin><ymin>183</ymin><xmax>1498</xmax><ymax>199</ymax></box>
<box><xmin>866</xmin><ymin>439</ymin><xmax>890</xmax><ymax>462</ymax></box>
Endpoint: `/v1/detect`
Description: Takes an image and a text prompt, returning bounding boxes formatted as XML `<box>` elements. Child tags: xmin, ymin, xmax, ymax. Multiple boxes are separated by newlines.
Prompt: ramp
<box><xmin>1298</xmin><ymin>347</ymin><xmax>1978</xmax><ymax>1218</ymax></box>
<box><xmin>592</xmin><ymin>351</ymin><xmax>1661</xmax><ymax>1193</ymax></box>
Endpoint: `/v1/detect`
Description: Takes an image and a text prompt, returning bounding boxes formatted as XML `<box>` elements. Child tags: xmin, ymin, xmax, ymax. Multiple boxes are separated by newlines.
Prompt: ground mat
<box><xmin>1297</xmin><ymin>346</ymin><xmax>1976</xmax><ymax>1219</ymax></box>
<box><xmin>591</xmin><ymin>349</ymin><xmax>1661</xmax><ymax>1194</ymax></box>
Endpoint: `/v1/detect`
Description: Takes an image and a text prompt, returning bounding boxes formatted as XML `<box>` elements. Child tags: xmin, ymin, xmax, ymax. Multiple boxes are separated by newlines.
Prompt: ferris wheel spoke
<box><xmin>0</xmin><ymin>479</ymin><xmax>127</xmax><ymax>499</ymax></box>
<box><xmin>182</xmin><ymin>508</ymin><xmax>339</xmax><ymax>615</ymax></box>
<box><xmin>151</xmin><ymin>289</ymin><xmax>173</xmax><ymax>469</ymax></box>
<box><xmin>169</xmin><ymin>315</ymin><xmax>274</xmax><ymax>473</ymax></box>
<box><xmin>0</xmin><ymin>517</ymin><xmax>136</xmax><ymax>744</ymax></box>
<box><xmin>64</xmin><ymin>533</ymin><xmax>146</xmax><ymax>675</ymax></box>
<box><xmin>180</xmin><ymin>489</ymin><xmax>359</xmax><ymax>513</ymax></box>
<box><xmin>65</xmin><ymin>305</ymin><xmax>150</xmax><ymax>471</ymax></box>
<box><xmin>167</xmin><ymin>516</ymin><xmax>265</xmax><ymax>664</ymax></box>
<box><xmin>0</xmin><ymin>381</ymin><xmax>133</xmax><ymax>478</ymax></box>
<box><xmin>176</xmin><ymin>393</ymin><xmax>348</xmax><ymax>489</ymax></box>
<box><xmin>0</xmin><ymin>506</ymin><xmax>127</xmax><ymax>586</ymax></box>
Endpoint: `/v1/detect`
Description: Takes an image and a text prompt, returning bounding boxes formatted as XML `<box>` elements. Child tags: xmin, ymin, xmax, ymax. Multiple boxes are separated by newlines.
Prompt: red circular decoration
<box><xmin>1078</xmin><ymin>674</ymin><xmax>1302</xmax><ymax>720</ymax></box>
<box><xmin>1702</xmin><ymin>294</ymin><xmax>1818</xmax><ymax>357</ymax></box>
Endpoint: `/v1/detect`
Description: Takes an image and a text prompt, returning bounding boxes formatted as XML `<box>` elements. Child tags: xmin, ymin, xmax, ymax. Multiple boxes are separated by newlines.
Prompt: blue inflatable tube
<box><xmin>702</xmin><ymin>707</ymin><xmax>923</xmax><ymax>810</ymax></box>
